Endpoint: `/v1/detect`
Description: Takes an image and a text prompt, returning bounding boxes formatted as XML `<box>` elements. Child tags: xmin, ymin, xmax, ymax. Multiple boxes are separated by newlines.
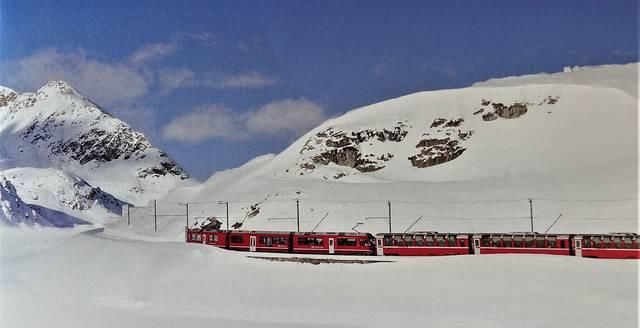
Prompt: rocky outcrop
<box><xmin>293</xmin><ymin>122</ymin><xmax>409</xmax><ymax>176</ymax></box>
<box><xmin>476</xmin><ymin>96</ymin><xmax>558</xmax><ymax>122</ymax></box>
<box><xmin>409</xmin><ymin>117</ymin><xmax>473</xmax><ymax>168</ymax></box>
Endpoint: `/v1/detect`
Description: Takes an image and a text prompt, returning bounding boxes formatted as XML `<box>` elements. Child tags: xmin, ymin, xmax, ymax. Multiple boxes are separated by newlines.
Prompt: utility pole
<box><xmin>218</xmin><ymin>201</ymin><xmax>229</xmax><ymax>230</ymax></box>
<box><xmin>387</xmin><ymin>200</ymin><xmax>392</xmax><ymax>233</ymax></box>
<box><xmin>296</xmin><ymin>199</ymin><xmax>300</xmax><ymax>232</ymax></box>
<box><xmin>154</xmin><ymin>200</ymin><xmax>157</xmax><ymax>232</ymax></box>
<box><xmin>529</xmin><ymin>198</ymin><xmax>534</xmax><ymax>232</ymax></box>
<box><xmin>179</xmin><ymin>203</ymin><xmax>189</xmax><ymax>227</ymax></box>
<box><xmin>127</xmin><ymin>204</ymin><xmax>131</xmax><ymax>226</ymax></box>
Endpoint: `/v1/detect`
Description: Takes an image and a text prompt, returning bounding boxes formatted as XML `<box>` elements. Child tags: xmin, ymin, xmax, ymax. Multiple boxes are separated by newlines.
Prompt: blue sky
<box><xmin>1</xmin><ymin>0</ymin><xmax>637</xmax><ymax>180</ymax></box>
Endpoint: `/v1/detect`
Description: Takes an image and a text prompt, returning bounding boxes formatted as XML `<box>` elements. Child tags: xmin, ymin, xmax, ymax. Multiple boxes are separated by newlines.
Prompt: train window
<box><xmin>602</xmin><ymin>236</ymin><xmax>612</xmax><ymax>248</ymax></box>
<box><xmin>415</xmin><ymin>235</ymin><xmax>424</xmax><ymax>246</ymax></box>
<box><xmin>514</xmin><ymin>236</ymin><xmax>522</xmax><ymax>247</ymax></box>
<box><xmin>383</xmin><ymin>236</ymin><xmax>393</xmax><ymax>246</ymax></box>
<box><xmin>491</xmin><ymin>236</ymin><xmax>501</xmax><ymax>247</ymax></box>
<box><xmin>230</xmin><ymin>235</ymin><xmax>243</xmax><ymax>243</ymax></box>
<box><xmin>338</xmin><ymin>238</ymin><xmax>357</xmax><ymax>246</ymax></box>
<box><xmin>190</xmin><ymin>234</ymin><xmax>196</xmax><ymax>241</ymax></box>
<box><xmin>394</xmin><ymin>235</ymin><xmax>403</xmax><ymax>246</ymax></box>
<box><xmin>460</xmin><ymin>239</ymin><xmax>466</xmax><ymax>247</ymax></box>
<box><xmin>426</xmin><ymin>236</ymin><xmax>434</xmax><ymax>246</ymax></box>
<box><xmin>524</xmin><ymin>236</ymin><xmax>534</xmax><ymax>247</ymax></box>
<box><xmin>436</xmin><ymin>235</ymin><xmax>446</xmax><ymax>247</ymax></box>
<box><xmin>547</xmin><ymin>237</ymin><xmax>556</xmax><ymax>248</ymax></box>
<box><xmin>360</xmin><ymin>239</ymin><xmax>371</xmax><ymax>247</ymax></box>
<box><xmin>209</xmin><ymin>235</ymin><xmax>214</xmax><ymax>242</ymax></box>
<box><xmin>261</xmin><ymin>237</ymin><xmax>273</xmax><ymax>246</ymax></box>
<box><xmin>535</xmin><ymin>237</ymin><xmax>545</xmax><ymax>248</ymax></box>
<box><xmin>196</xmin><ymin>234</ymin><xmax>202</xmax><ymax>241</ymax></box>
<box><xmin>503</xmin><ymin>238</ymin><xmax>512</xmax><ymax>247</ymax></box>
<box><xmin>447</xmin><ymin>236</ymin><xmax>456</xmax><ymax>247</ymax></box>
<box><xmin>481</xmin><ymin>238</ymin><xmax>490</xmax><ymax>247</ymax></box>
<box><xmin>404</xmin><ymin>236</ymin><xmax>414</xmax><ymax>247</ymax></box>
<box><xmin>582</xmin><ymin>237</ymin><xmax>591</xmax><ymax>248</ymax></box>
<box><xmin>623</xmin><ymin>237</ymin><xmax>633</xmax><ymax>249</ymax></box>
<box><xmin>613</xmin><ymin>237</ymin><xmax>623</xmax><ymax>249</ymax></box>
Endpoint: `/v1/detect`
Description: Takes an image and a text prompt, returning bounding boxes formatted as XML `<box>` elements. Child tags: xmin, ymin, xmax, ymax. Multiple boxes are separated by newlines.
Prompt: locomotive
<box><xmin>185</xmin><ymin>228</ymin><xmax>640</xmax><ymax>260</ymax></box>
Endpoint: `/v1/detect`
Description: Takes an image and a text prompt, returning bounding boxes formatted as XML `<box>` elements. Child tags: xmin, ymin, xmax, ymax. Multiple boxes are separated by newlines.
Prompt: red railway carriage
<box><xmin>186</xmin><ymin>229</ymin><xmax>228</xmax><ymax>247</ymax></box>
<box><xmin>376</xmin><ymin>232</ymin><xmax>470</xmax><ymax>256</ymax></box>
<box><xmin>293</xmin><ymin>232</ymin><xmax>375</xmax><ymax>255</ymax></box>
<box><xmin>471</xmin><ymin>233</ymin><xmax>571</xmax><ymax>256</ymax></box>
<box><xmin>574</xmin><ymin>233</ymin><xmax>640</xmax><ymax>259</ymax></box>
<box><xmin>228</xmin><ymin>230</ymin><xmax>293</xmax><ymax>253</ymax></box>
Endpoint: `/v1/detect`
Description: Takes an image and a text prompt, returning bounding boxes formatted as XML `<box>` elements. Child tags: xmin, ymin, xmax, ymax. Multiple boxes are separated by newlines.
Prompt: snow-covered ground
<box><xmin>1</xmin><ymin>227</ymin><xmax>637</xmax><ymax>328</ymax></box>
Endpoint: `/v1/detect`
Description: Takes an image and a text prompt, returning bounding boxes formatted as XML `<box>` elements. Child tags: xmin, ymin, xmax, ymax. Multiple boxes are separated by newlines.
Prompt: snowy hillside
<box><xmin>0</xmin><ymin>81</ymin><xmax>191</xmax><ymax>207</ymax></box>
<box><xmin>1</xmin><ymin>167</ymin><xmax>122</xmax><ymax>224</ymax></box>
<box><xmin>141</xmin><ymin>63</ymin><xmax>638</xmax><ymax>238</ymax></box>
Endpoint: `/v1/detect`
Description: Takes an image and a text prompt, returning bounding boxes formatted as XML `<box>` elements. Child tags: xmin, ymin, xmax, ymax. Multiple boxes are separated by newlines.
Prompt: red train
<box><xmin>186</xmin><ymin>228</ymin><xmax>640</xmax><ymax>259</ymax></box>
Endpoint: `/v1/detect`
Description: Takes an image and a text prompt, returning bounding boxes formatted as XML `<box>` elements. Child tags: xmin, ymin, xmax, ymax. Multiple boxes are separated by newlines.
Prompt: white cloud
<box><xmin>157</xmin><ymin>68</ymin><xmax>195</xmax><ymax>93</ymax></box>
<box><xmin>246</xmin><ymin>99</ymin><xmax>327</xmax><ymax>136</ymax></box>
<box><xmin>162</xmin><ymin>99</ymin><xmax>327</xmax><ymax>143</ymax></box>
<box><xmin>1</xmin><ymin>49</ymin><xmax>148</xmax><ymax>106</ymax></box>
<box><xmin>161</xmin><ymin>105</ymin><xmax>247</xmax><ymax>143</ymax></box>
<box><xmin>207</xmin><ymin>71</ymin><xmax>278</xmax><ymax>89</ymax></box>
<box><xmin>129</xmin><ymin>42</ymin><xmax>178</xmax><ymax>65</ymax></box>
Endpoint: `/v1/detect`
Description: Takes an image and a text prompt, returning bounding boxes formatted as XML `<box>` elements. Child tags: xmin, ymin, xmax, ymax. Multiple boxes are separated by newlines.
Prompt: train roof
<box><xmin>294</xmin><ymin>231</ymin><xmax>373</xmax><ymax>237</ymax></box>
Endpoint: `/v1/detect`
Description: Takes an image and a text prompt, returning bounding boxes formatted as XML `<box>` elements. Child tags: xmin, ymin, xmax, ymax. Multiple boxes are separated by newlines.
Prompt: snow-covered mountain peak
<box><xmin>0</xmin><ymin>80</ymin><xmax>191</xmax><ymax>206</ymax></box>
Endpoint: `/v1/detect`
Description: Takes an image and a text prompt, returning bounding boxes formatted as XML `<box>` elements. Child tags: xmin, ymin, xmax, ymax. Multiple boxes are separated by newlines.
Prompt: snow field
<box><xmin>1</xmin><ymin>227</ymin><xmax>638</xmax><ymax>328</ymax></box>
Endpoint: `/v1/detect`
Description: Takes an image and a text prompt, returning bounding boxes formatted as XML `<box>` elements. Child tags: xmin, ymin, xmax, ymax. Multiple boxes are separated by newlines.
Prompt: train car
<box><xmin>186</xmin><ymin>228</ymin><xmax>228</xmax><ymax>247</ymax></box>
<box><xmin>375</xmin><ymin>232</ymin><xmax>470</xmax><ymax>256</ymax></box>
<box><xmin>471</xmin><ymin>233</ymin><xmax>571</xmax><ymax>256</ymax></box>
<box><xmin>228</xmin><ymin>230</ymin><xmax>293</xmax><ymax>253</ymax></box>
<box><xmin>573</xmin><ymin>233</ymin><xmax>640</xmax><ymax>259</ymax></box>
<box><xmin>202</xmin><ymin>230</ymin><xmax>229</xmax><ymax>248</ymax></box>
<box><xmin>293</xmin><ymin>232</ymin><xmax>375</xmax><ymax>255</ymax></box>
<box><xmin>186</xmin><ymin>228</ymin><xmax>206</xmax><ymax>244</ymax></box>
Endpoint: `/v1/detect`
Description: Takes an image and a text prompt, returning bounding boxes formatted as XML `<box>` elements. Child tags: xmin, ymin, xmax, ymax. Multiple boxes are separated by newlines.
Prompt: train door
<box><xmin>329</xmin><ymin>238</ymin><xmax>335</xmax><ymax>254</ymax></box>
<box><xmin>574</xmin><ymin>237</ymin><xmax>582</xmax><ymax>257</ymax></box>
<box><xmin>376</xmin><ymin>237</ymin><xmax>384</xmax><ymax>256</ymax></box>
<box><xmin>473</xmin><ymin>236</ymin><xmax>481</xmax><ymax>255</ymax></box>
<box><xmin>250</xmin><ymin>236</ymin><xmax>257</xmax><ymax>252</ymax></box>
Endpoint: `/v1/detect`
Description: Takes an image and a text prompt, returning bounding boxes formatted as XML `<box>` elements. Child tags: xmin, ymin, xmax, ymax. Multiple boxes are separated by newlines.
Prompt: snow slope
<box><xmin>0</xmin><ymin>81</ymin><xmax>191</xmax><ymax>207</ymax></box>
<box><xmin>0</xmin><ymin>228</ymin><xmax>637</xmax><ymax>328</ymax></box>
<box><xmin>1</xmin><ymin>167</ymin><xmax>122</xmax><ymax>224</ymax></box>
<box><xmin>138</xmin><ymin>63</ymin><xmax>637</xmax><ymax>238</ymax></box>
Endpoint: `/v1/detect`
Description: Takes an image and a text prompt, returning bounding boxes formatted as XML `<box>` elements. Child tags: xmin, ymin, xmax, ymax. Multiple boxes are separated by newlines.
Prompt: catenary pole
<box><xmin>529</xmin><ymin>198</ymin><xmax>534</xmax><ymax>232</ymax></box>
<box><xmin>296</xmin><ymin>199</ymin><xmax>300</xmax><ymax>232</ymax></box>
<box><xmin>154</xmin><ymin>200</ymin><xmax>157</xmax><ymax>232</ymax></box>
<box><xmin>387</xmin><ymin>201</ymin><xmax>392</xmax><ymax>233</ymax></box>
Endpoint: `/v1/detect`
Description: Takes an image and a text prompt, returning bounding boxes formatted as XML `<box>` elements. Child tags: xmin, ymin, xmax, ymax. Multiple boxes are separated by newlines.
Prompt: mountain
<box><xmin>0</xmin><ymin>81</ymin><xmax>190</xmax><ymax>204</ymax></box>
<box><xmin>143</xmin><ymin>62</ymin><xmax>638</xmax><ymax>238</ymax></box>
<box><xmin>0</xmin><ymin>81</ymin><xmax>192</xmax><ymax>226</ymax></box>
